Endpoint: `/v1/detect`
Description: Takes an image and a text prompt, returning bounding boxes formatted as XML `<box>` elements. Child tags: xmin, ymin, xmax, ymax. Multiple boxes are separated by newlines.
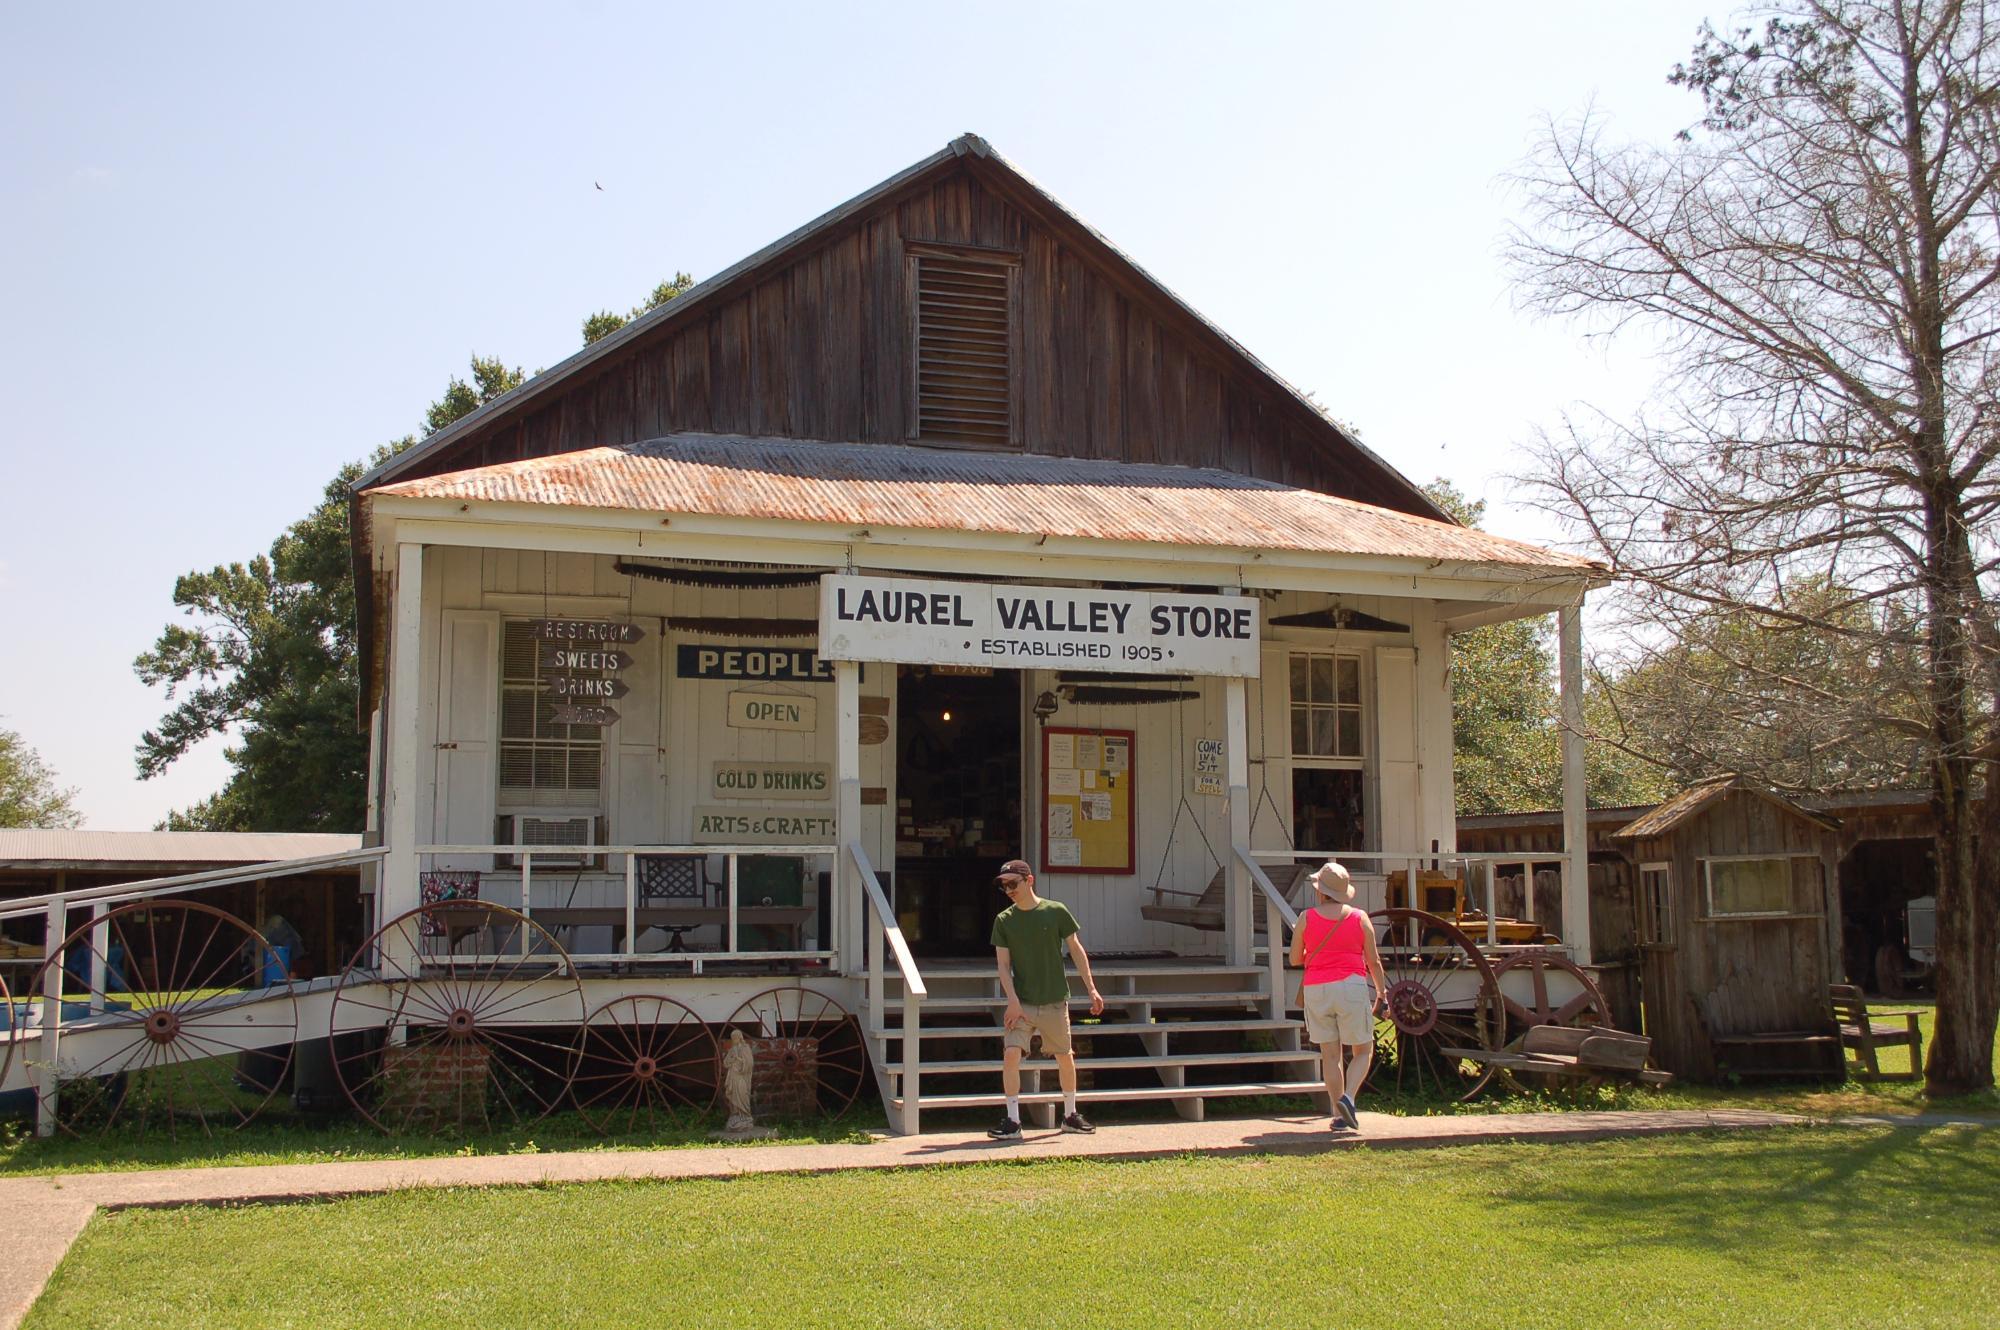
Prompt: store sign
<box><xmin>726</xmin><ymin>691</ymin><xmax>817</xmax><ymax>732</ymax></box>
<box><xmin>819</xmin><ymin>574</ymin><xmax>1260</xmax><ymax>677</ymax></box>
<box><xmin>709</xmin><ymin>761</ymin><xmax>833</xmax><ymax>801</ymax></box>
<box><xmin>550</xmin><ymin>675</ymin><xmax>630</xmax><ymax>701</ymax></box>
<box><xmin>553</xmin><ymin>703</ymin><xmax>620</xmax><ymax>727</ymax></box>
<box><xmin>677</xmin><ymin>645</ymin><xmax>849</xmax><ymax>681</ymax></box>
<box><xmin>538</xmin><ymin>645</ymin><xmax>635</xmax><ymax>672</ymax></box>
<box><xmin>692</xmin><ymin>805</ymin><xmax>838</xmax><ymax>844</ymax></box>
<box><xmin>532</xmin><ymin>619</ymin><xmax>644</xmax><ymax>644</ymax></box>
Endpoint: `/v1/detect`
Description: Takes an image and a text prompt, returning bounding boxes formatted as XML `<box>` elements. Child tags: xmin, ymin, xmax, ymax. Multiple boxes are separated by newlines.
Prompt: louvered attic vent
<box><xmin>913</xmin><ymin>251</ymin><xmax>1014</xmax><ymax>446</ymax></box>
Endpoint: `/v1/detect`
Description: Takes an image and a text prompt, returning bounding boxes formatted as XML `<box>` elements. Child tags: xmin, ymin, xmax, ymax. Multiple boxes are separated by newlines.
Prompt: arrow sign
<box><xmin>531</xmin><ymin>618</ymin><xmax>645</xmax><ymax>644</ymax></box>
<box><xmin>553</xmin><ymin>703</ymin><xmax>620</xmax><ymax>727</ymax></box>
<box><xmin>538</xmin><ymin>645</ymin><xmax>635</xmax><ymax>673</ymax></box>
<box><xmin>548</xmin><ymin>675</ymin><xmax>631</xmax><ymax>700</ymax></box>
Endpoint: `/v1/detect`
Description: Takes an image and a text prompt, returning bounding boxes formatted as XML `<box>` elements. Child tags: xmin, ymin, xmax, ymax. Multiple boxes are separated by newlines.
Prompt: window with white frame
<box><xmin>1638</xmin><ymin>862</ymin><xmax>1674</xmax><ymax>944</ymax></box>
<box><xmin>1289</xmin><ymin>651</ymin><xmax>1363</xmax><ymax>758</ymax></box>
<box><xmin>1704</xmin><ymin>856</ymin><xmax>1796</xmax><ymax>918</ymax></box>
<box><xmin>498</xmin><ymin>619</ymin><xmax>606</xmax><ymax>807</ymax></box>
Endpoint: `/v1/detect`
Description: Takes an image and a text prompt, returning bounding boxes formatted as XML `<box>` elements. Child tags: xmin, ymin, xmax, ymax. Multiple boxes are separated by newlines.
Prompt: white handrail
<box><xmin>0</xmin><ymin>846</ymin><xmax>388</xmax><ymax>922</ymax></box>
<box><xmin>849</xmin><ymin>840</ymin><xmax>924</xmax><ymax>1000</ymax></box>
<box><xmin>1235</xmin><ymin>846</ymin><xmax>1296</xmax><ymax>1020</ymax></box>
<box><xmin>848</xmin><ymin>838</ymin><xmax>924</xmax><ymax>1134</ymax></box>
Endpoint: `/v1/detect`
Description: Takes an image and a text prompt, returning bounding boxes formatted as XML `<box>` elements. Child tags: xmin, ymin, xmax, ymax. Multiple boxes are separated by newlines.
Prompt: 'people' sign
<box><xmin>818</xmin><ymin>574</ymin><xmax>1259</xmax><ymax>677</ymax></box>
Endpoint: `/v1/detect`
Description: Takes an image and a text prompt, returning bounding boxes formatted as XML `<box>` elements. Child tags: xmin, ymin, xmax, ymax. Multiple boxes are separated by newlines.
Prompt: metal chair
<box><xmin>636</xmin><ymin>854</ymin><xmax>709</xmax><ymax>953</ymax></box>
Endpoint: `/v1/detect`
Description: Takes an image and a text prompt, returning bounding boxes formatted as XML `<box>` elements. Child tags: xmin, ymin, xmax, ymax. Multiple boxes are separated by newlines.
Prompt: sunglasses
<box><xmin>995</xmin><ymin>876</ymin><xmax>1026</xmax><ymax>893</ymax></box>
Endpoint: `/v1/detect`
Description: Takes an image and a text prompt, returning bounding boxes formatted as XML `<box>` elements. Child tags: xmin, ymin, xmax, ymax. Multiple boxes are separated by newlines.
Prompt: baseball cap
<box><xmin>994</xmin><ymin>858</ymin><xmax>1033</xmax><ymax>888</ymax></box>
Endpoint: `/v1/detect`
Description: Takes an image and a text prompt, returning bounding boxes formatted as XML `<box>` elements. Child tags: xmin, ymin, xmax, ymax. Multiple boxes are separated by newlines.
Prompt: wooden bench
<box><xmin>1709</xmin><ymin>1030</ymin><xmax>1842</xmax><ymax>1079</ymax></box>
<box><xmin>1830</xmin><ymin>983</ymin><xmax>1923</xmax><ymax>1081</ymax></box>
<box><xmin>1141</xmin><ymin>864</ymin><xmax>1308</xmax><ymax>931</ymax></box>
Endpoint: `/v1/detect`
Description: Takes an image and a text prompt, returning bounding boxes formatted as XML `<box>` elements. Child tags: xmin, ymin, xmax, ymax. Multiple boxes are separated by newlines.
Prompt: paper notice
<box><xmin>1048</xmin><ymin>768</ymin><xmax>1081</xmax><ymax>797</ymax></box>
<box><xmin>1047</xmin><ymin>733</ymin><xmax>1076</xmax><ymax>769</ymax></box>
<box><xmin>1081</xmin><ymin>769</ymin><xmax>1097</xmax><ymax>790</ymax></box>
<box><xmin>1082</xmin><ymin>791</ymin><xmax>1112</xmax><ymax>821</ymax></box>
<box><xmin>1075</xmin><ymin>735</ymin><xmax>1102</xmax><ymax>771</ymax></box>
<box><xmin>1047</xmin><ymin>804</ymin><xmax>1076</xmax><ymax>839</ymax></box>
<box><xmin>1103</xmin><ymin>736</ymin><xmax>1130</xmax><ymax>772</ymax></box>
<box><xmin>1048</xmin><ymin>838</ymin><xmax>1083</xmax><ymax>867</ymax></box>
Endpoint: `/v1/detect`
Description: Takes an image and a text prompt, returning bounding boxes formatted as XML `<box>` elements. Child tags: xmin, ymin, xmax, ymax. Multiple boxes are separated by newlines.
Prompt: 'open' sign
<box><xmin>726</xmin><ymin>691</ymin><xmax>818</xmax><ymax>732</ymax></box>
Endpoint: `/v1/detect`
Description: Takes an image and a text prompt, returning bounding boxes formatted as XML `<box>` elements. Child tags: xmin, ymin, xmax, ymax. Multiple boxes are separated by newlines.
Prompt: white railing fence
<box><xmin>848</xmin><ymin>838</ymin><xmax>926</xmax><ymax>1134</ymax></box>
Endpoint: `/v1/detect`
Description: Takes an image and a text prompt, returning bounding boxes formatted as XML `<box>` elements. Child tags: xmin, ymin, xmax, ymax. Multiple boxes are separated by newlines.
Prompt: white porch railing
<box><xmin>410</xmin><ymin>843</ymin><xmax>838</xmax><ymax>971</ymax></box>
<box><xmin>1250</xmin><ymin>848</ymin><xmax>1578</xmax><ymax>954</ymax></box>
<box><xmin>848</xmin><ymin>838</ymin><xmax>926</xmax><ymax>1134</ymax></box>
<box><xmin>0</xmin><ymin>846</ymin><xmax>389</xmax><ymax>1137</ymax></box>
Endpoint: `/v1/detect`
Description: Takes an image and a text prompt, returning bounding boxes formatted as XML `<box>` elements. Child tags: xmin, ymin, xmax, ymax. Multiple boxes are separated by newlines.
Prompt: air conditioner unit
<box><xmin>497</xmin><ymin>812</ymin><xmax>602</xmax><ymax>869</ymax></box>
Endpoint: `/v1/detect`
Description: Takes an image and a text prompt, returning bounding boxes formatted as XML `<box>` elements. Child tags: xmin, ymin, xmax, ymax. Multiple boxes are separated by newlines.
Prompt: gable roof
<box><xmin>355</xmin><ymin>134</ymin><xmax>1448</xmax><ymax>523</ymax></box>
<box><xmin>1610</xmin><ymin>775</ymin><xmax>1840</xmax><ymax>841</ymax></box>
<box><xmin>368</xmin><ymin>433</ymin><xmax>1596</xmax><ymax>574</ymax></box>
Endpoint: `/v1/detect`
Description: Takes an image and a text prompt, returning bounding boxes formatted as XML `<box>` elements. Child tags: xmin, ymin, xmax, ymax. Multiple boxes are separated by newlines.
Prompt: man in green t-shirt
<box><xmin>988</xmin><ymin>857</ymin><xmax>1103</xmax><ymax>1140</ymax></box>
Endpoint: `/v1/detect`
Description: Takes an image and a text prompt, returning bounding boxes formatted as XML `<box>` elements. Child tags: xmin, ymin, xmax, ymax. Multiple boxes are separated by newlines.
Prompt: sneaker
<box><xmin>1060</xmin><ymin>1112</ymin><xmax>1096</xmax><ymax>1135</ymax></box>
<box><xmin>987</xmin><ymin>1116</ymin><xmax>1022</xmax><ymax>1141</ymax></box>
<box><xmin>1336</xmin><ymin>1095</ymin><xmax>1360</xmax><ymax>1131</ymax></box>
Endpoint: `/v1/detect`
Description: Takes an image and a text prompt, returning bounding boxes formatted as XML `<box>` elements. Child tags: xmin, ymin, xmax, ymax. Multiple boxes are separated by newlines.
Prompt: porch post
<box><xmin>834</xmin><ymin>660</ymin><xmax>863</xmax><ymax>972</ymax></box>
<box><xmin>385</xmin><ymin>542</ymin><xmax>424</xmax><ymax>930</ymax></box>
<box><xmin>1558</xmin><ymin>604</ymin><xmax>1593</xmax><ymax>964</ymax></box>
<box><xmin>1224</xmin><ymin>675</ymin><xmax>1253</xmax><ymax>966</ymax></box>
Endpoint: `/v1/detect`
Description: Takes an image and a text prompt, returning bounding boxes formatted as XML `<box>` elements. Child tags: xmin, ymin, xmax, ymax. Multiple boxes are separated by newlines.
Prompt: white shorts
<box><xmin>1303</xmin><ymin>977</ymin><xmax>1374</xmax><ymax>1047</ymax></box>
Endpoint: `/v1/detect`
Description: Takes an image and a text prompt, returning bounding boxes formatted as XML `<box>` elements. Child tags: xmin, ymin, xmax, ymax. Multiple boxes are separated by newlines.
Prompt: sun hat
<box><xmin>1307</xmin><ymin>861</ymin><xmax>1354</xmax><ymax>901</ymax></box>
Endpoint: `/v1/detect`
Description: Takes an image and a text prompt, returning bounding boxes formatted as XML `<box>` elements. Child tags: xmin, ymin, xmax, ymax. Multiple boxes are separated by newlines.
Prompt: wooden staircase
<box><xmin>869</xmin><ymin>961</ymin><xmax>1328</xmax><ymax>1129</ymax></box>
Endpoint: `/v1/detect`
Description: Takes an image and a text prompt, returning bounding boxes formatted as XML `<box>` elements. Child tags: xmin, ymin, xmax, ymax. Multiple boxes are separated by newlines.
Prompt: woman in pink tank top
<box><xmin>1287</xmin><ymin>861</ymin><xmax>1387</xmax><ymax>1132</ymax></box>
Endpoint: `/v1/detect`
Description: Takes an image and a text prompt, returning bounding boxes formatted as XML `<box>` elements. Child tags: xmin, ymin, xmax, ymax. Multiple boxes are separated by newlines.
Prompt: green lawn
<box><xmin>27</xmin><ymin>1127</ymin><xmax>1998</xmax><ymax>1330</ymax></box>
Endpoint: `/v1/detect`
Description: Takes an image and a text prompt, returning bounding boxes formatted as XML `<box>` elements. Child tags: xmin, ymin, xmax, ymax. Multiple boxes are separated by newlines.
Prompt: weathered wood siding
<box><xmin>1630</xmin><ymin>787</ymin><xmax>1837</xmax><ymax>1080</ymax></box>
<box><xmin>399</xmin><ymin>163</ymin><xmax>1425</xmax><ymax>515</ymax></box>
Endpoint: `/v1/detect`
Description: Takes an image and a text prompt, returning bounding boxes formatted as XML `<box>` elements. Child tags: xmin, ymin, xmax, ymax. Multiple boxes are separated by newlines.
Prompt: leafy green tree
<box><xmin>0</xmin><ymin>726</ymin><xmax>83</xmax><ymax>828</ymax></box>
<box><xmin>1427</xmin><ymin>481</ymin><xmax>1670</xmax><ymax>813</ymax></box>
<box><xmin>582</xmin><ymin>273</ymin><xmax>695</xmax><ymax>345</ymax></box>
<box><xmin>137</xmin><ymin>282</ymin><xmax>686</xmax><ymax>831</ymax></box>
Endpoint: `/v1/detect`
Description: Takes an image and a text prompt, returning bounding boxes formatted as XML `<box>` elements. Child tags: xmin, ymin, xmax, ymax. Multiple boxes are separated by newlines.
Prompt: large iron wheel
<box><xmin>573</xmin><ymin>994</ymin><xmax>719</xmax><ymax>1134</ymax></box>
<box><xmin>1492</xmin><ymin>950</ymin><xmax>1610</xmax><ymax>1034</ymax></box>
<box><xmin>722</xmin><ymin>986</ymin><xmax>866</xmax><ymax>1121</ymax></box>
<box><xmin>1363</xmin><ymin>908</ymin><xmax>1503</xmax><ymax>1103</ymax></box>
<box><xmin>24</xmin><ymin>901</ymin><xmax>299</xmax><ymax>1137</ymax></box>
<box><xmin>329</xmin><ymin>901</ymin><xmax>586</xmax><ymax>1134</ymax></box>
<box><xmin>0</xmin><ymin>967</ymin><xmax>13</xmax><ymax>1098</ymax></box>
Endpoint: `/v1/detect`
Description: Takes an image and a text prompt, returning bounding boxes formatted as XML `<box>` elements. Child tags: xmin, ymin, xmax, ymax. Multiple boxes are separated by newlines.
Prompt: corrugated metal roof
<box><xmin>1610</xmin><ymin>776</ymin><xmax>1838</xmax><ymax>840</ymax></box>
<box><xmin>368</xmin><ymin>434</ymin><xmax>1600</xmax><ymax>573</ymax></box>
<box><xmin>0</xmin><ymin>830</ymin><xmax>363</xmax><ymax>869</ymax></box>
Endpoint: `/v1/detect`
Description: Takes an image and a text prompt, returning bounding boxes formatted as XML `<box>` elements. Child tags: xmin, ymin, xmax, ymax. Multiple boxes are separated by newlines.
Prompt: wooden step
<box><xmin>877</xmin><ymin>991</ymin><xmax>1266</xmax><ymax>1017</ymax></box>
<box><xmin>873</xmin><ymin>1017</ymin><xmax>1297</xmax><ymax>1041</ymax></box>
<box><xmin>883</xmin><ymin>1049</ymin><xmax>1320</xmax><ymax>1075</ymax></box>
<box><xmin>888</xmin><ymin>962</ymin><xmax>1263</xmax><ymax>983</ymax></box>
<box><xmin>894</xmin><ymin>1081</ymin><xmax>1327</xmax><ymax>1111</ymax></box>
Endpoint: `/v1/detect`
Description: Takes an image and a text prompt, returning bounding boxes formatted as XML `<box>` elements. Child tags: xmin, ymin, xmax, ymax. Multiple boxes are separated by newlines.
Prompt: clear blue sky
<box><xmin>1</xmin><ymin>2</ymin><xmax>1724</xmax><ymax>828</ymax></box>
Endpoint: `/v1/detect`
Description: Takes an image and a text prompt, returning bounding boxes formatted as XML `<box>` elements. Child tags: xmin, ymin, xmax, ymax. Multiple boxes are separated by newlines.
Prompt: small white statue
<box><xmin>713</xmin><ymin>1028</ymin><xmax>774</xmax><ymax>1140</ymax></box>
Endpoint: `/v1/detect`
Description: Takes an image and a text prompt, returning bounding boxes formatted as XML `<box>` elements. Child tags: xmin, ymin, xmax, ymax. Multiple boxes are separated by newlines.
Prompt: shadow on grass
<box><xmin>1478</xmin><ymin>1126</ymin><xmax>2000</xmax><ymax>1263</ymax></box>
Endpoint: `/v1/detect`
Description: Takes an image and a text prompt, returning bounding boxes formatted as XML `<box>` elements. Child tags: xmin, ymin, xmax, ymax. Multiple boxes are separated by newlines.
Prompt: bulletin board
<box><xmin>1040</xmin><ymin>727</ymin><xmax>1135</xmax><ymax>875</ymax></box>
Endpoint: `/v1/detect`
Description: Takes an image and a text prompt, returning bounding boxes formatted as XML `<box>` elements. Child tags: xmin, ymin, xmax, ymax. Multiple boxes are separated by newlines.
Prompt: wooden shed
<box><xmin>1610</xmin><ymin>777</ymin><xmax>1842</xmax><ymax>1081</ymax></box>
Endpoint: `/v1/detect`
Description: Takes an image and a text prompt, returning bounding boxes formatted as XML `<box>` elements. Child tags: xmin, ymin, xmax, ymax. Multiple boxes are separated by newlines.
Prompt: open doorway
<box><xmin>893</xmin><ymin>667</ymin><xmax>1023</xmax><ymax>957</ymax></box>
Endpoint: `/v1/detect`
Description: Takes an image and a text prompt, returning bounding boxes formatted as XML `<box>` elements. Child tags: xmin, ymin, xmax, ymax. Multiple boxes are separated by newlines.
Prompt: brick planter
<box><xmin>751</xmin><ymin>1037</ymin><xmax>819</xmax><ymax>1119</ymax></box>
<box><xmin>380</xmin><ymin>1040</ymin><xmax>491</xmax><ymax>1126</ymax></box>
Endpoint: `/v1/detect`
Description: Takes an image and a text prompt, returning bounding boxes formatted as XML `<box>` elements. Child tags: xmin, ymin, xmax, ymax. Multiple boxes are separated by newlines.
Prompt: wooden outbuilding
<box><xmin>1610</xmin><ymin>776</ymin><xmax>1842</xmax><ymax>1081</ymax></box>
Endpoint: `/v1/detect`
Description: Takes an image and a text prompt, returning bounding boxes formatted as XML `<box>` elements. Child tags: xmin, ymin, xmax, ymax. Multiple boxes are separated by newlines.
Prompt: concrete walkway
<box><xmin>0</xmin><ymin>1106</ymin><xmax>1972</xmax><ymax>1330</ymax></box>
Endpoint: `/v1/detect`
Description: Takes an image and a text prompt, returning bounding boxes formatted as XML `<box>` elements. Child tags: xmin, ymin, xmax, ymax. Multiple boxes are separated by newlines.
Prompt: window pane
<box><xmin>1336</xmin><ymin>657</ymin><xmax>1360</xmax><ymax>704</ymax></box>
<box><xmin>1289</xmin><ymin>656</ymin><xmax>1308</xmax><ymax>703</ymax></box>
<box><xmin>1310</xmin><ymin>656</ymin><xmax>1334</xmax><ymax>703</ymax></box>
<box><xmin>1291</xmin><ymin>708</ymin><xmax>1311</xmax><ymax>756</ymax></box>
<box><xmin>1712</xmin><ymin>860</ymin><xmax>1790</xmax><ymax>914</ymax></box>
<box><xmin>1311</xmin><ymin>709</ymin><xmax>1335</xmax><ymax>755</ymax></box>
<box><xmin>501</xmin><ymin>690</ymin><xmax>536</xmax><ymax>740</ymax></box>
<box><xmin>1336</xmin><ymin>709</ymin><xmax>1360</xmax><ymax>756</ymax></box>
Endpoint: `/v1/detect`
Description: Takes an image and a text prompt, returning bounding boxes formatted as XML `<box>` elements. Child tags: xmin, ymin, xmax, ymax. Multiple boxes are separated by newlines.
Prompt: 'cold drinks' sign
<box><xmin>818</xmin><ymin>574</ymin><xmax>1259</xmax><ymax>677</ymax></box>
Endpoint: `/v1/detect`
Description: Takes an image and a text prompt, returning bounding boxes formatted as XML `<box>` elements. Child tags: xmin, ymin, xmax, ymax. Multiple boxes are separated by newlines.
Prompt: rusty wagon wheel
<box><xmin>24</xmin><ymin>901</ymin><xmax>299</xmax><ymax>1138</ymax></box>
<box><xmin>573</xmin><ymin>994</ymin><xmax>719</xmax><ymax>1134</ymax></box>
<box><xmin>1363</xmin><ymin>908</ymin><xmax>1503</xmax><ymax>1104</ymax></box>
<box><xmin>1492</xmin><ymin>950</ymin><xmax>1610</xmax><ymax>1035</ymax></box>
<box><xmin>329</xmin><ymin>901</ymin><xmax>586</xmax><ymax>1134</ymax></box>
<box><xmin>0</xmin><ymin>967</ymin><xmax>12</xmax><ymax>1098</ymax></box>
<box><xmin>722</xmin><ymin>986</ymin><xmax>866</xmax><ymax>1121</ymax></box>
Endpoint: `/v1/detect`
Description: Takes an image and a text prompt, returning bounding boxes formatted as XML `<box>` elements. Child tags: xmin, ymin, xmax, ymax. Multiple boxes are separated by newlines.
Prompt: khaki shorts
<box><xmin>1303</xmin><ymin>978</ymin><xmax>1374</xmax><ymax>1047</ymax></box>
<box><xmin>1002</xmin><ymin>1000</ymin><xmax>1073</xmax><ymax>1056</ymax></box>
